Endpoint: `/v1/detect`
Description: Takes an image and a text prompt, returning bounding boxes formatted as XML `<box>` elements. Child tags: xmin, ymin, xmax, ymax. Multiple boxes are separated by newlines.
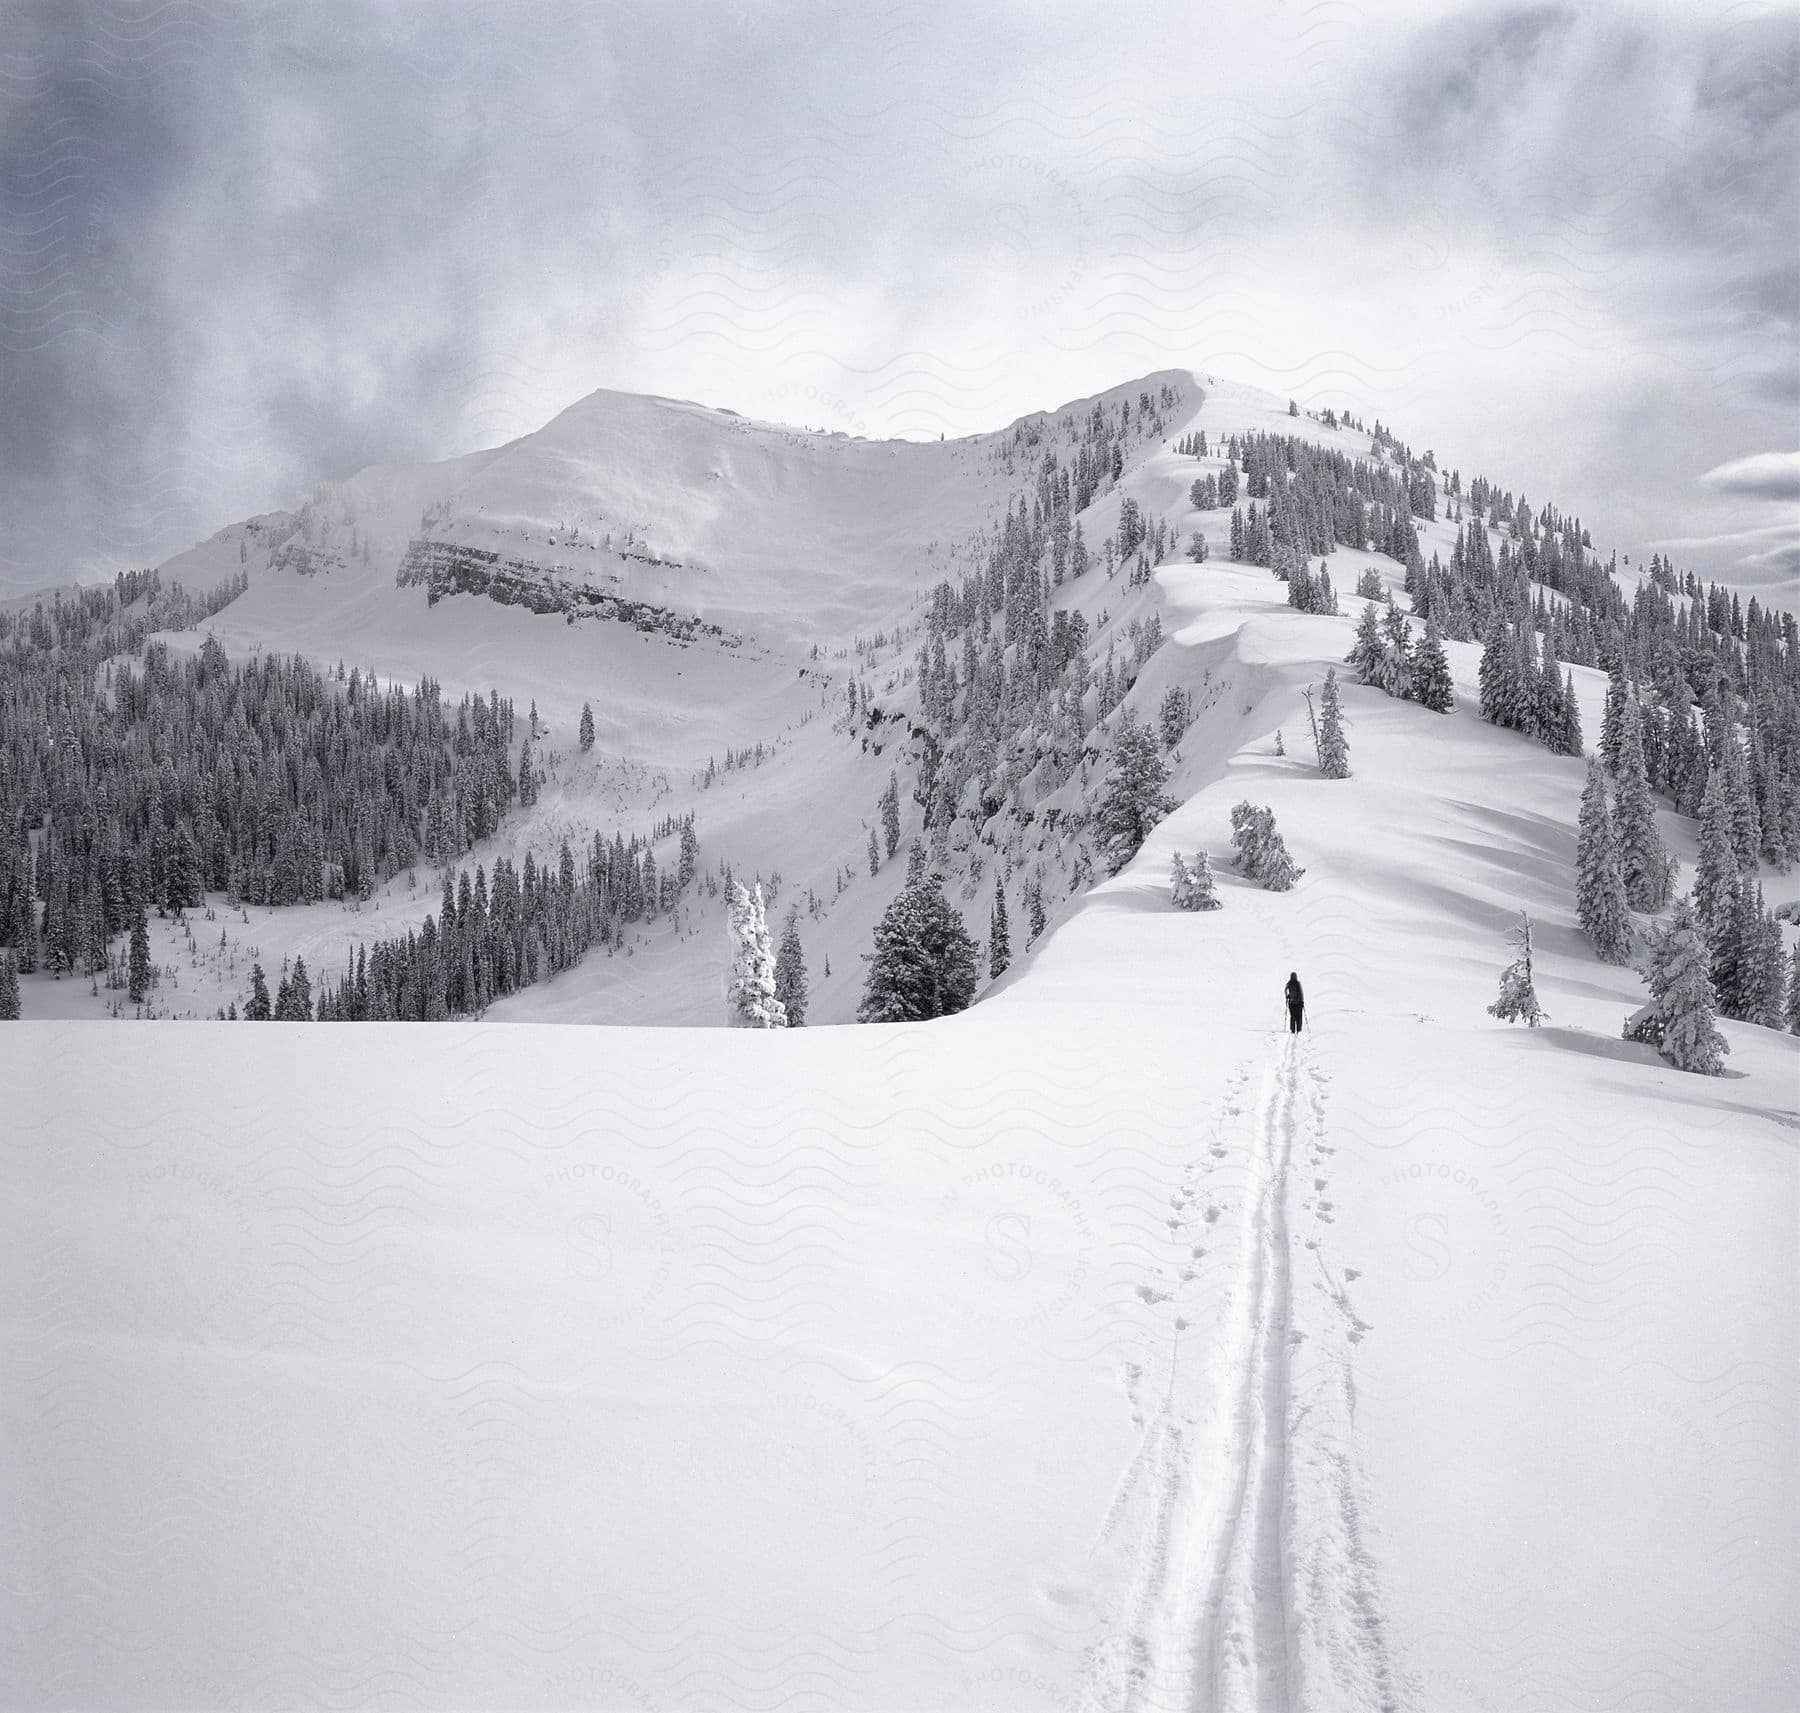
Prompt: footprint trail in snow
<box><xmin>1086</xmin><ymin>1038</ymin><xmax>1412</xmax><ymax>1713</ymax></box>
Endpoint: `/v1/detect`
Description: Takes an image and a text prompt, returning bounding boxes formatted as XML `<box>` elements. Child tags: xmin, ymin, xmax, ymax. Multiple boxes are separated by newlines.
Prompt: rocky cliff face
<box><xmin>394</xmin><ymin>537</ymin><xmax>740</xmax><ymax>647</ymax></box>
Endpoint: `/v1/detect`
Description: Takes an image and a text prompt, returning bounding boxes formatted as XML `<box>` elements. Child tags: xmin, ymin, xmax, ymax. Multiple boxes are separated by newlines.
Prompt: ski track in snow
<box><xmin>1089</xmin><ymin>1039</ymin><xmax>1404</xmax><ymax>1713</ymax></box>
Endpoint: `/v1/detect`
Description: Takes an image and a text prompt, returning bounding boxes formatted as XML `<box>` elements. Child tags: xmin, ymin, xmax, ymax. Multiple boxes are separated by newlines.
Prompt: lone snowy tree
<box><xmin>245</xmin><ymin>961</ymin><xmax>271</xmax><ymax>1020</ymax></box>
<box><xmin>0</xmin><ymin>951</ymin><xmax>18</xmax><ymax>1020</ymax></box>
<box><xmin>578</xmin><ymin>702</ymin><xmax>595</xmax><ymax>752</ymax></box>
<box><xmin>868</xmin><ymin>827</ymin><xmax>881</xmax><ymax>876</ymax></box>
<box><xmin>1170</xmin><ymin>850</ymin><xmax>1222</xmax><ymax>911</ymax></box>
<box><xmin>1576</xmin><ymin>760</ymin><xmax>1632</xmax><ymax>963</ymax></box>
<box><xmin>127</xmin><ymin>905</ymin><xmax>153</xmax><ymax>1003</ymax></box>
<box><xmin>858</xmin><ymin>868</ymin><xmax>979</xmax><ymax>1022</ymax></box>
<box><xmin>1625</xmin><ymin>898</ymin><xmax>1728</xmax><ymax>1075</ymax></box>
<box><xmin>726</xmin><ymin>882</ymin><xmax>787</xmax><ymax>1028</ymax></box>
<box><xmin>517</xmin><ymin>738</ymin><xmax>537</xmax><ymax>808</ymax></box>
<box><xmin>1787</xmin><ymin>940</ymin><xmax>1800</xmax><ymax>1036</ymax></box>
<box><xmin>1158</xmin><ymin>685</ymin><xmax>1190</xmax><ymax>748</ymax></box>
<box><xmin>1316</xmin><ymin>669</ymin><xmax>1350</xmax><ymax>778</ymax></box>
<box><xmin>774</xmin><ymin>906</ymin><xmax>808</xmax><ymax>1027</ymax></box>
<box><xmin>1230</xmin><ymin>802</ymin><xmax>1303</xmax><ymax>891</ymax></box>
<box><xmin>1095</xmin><ymin>707</ymin><xmax>1176</xmax><ymax>875</ymax></box>
<box><xmin>1487</xmin><ymin>910</ymin><xmax>1546</xmax><ymax>1026</ymax></box>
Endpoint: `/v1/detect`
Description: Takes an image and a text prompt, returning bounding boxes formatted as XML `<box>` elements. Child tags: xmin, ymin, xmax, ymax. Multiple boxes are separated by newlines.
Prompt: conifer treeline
<box><xmin>1185</xmin><ymin>425</ymin><xmax>1798</xmax><ymax>848</ymax></box>
<box><xmin>1207</xmin><ymin>430</ymin><xmax>1426</xmax><ymax>567</ymax></box>
<box><xmin>315</xmin><ymin>816</ymin><xmax>698</xmax><ymax>1020</ymax></box>
<box><xmin>0</xmin><ymin>567</ymin><xmax>526</xmax><ymax>981</ymax></box>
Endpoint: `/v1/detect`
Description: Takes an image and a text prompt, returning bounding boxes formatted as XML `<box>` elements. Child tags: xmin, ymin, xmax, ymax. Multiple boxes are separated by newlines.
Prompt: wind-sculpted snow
<box><xmin>4</xmin><ymin>1011</ymin><xmax>1239</xmax><ymax>1709</ymax></box>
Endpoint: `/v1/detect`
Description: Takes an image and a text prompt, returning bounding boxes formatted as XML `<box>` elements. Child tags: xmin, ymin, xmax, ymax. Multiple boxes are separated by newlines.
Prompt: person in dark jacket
<box><xmin>1285</xmin><ymin>972</ymin><xmax>1305</xmax><ymax>1034</ymax></box>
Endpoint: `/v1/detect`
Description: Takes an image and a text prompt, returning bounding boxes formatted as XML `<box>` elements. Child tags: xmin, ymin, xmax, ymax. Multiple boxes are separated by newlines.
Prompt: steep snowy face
<box><xmin>211</xmin><ymin>369</ymin><xmax>1206</xmax><ymax>665</ymax></box>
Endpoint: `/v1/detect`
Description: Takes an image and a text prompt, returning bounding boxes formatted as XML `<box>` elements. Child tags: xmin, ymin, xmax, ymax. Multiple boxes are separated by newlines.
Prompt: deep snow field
<box><xmin>3</xmin><ymin>373</ymin><xmax>1796</xmax><ymax>1711</ymax></box>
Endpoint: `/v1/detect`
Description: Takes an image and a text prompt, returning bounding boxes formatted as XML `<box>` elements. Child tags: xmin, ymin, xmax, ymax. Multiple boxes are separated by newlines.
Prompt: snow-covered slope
<box><xmin>4</xmin><ymin>370</ymin><xmax>1796</xmax><ymax>1710</ymax></box>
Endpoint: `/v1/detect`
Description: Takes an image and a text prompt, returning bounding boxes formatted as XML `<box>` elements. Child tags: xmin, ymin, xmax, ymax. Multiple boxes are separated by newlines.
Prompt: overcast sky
<box><xmin>3</xmin><ymin>0</ymin><xmax>1796</xmax><ymax>599</ymax></box>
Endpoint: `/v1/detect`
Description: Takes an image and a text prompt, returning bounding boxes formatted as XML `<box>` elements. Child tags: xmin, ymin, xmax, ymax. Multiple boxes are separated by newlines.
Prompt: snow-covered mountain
<box><xmin>25</xmin><ymin>369</ymin><xmax>1392</xmax><ymax>1029</ymax></box>
<box><xmin>5</xmin><ymin>369</ymin><xmax>1796</xmax><ymax>1711</ymax></box>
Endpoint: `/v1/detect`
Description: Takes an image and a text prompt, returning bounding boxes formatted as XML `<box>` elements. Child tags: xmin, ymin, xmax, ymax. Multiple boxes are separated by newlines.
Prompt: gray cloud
<box><xmin>1</xmin><ymin>0</ymin><xmax>1796</xmax><ymax>598</ymax></box>
<box><xmin>1699</xmin><ymin>451</ymin><xmax>1800</xmax><ymax>503</ymax></box>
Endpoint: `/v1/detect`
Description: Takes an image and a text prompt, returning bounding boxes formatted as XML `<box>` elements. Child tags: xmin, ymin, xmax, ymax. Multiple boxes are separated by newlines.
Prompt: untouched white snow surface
<box><xmin>5</xmin><ymin>373</ymin><xmax>1798</xmax><ymax>1709</ymax></box>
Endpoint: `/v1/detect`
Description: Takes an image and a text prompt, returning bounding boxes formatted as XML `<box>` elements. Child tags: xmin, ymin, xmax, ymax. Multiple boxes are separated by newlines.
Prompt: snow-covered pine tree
<box><xmin>1169</xmin><ymin>851</ymin><xmax>1192</xmax><ymax>906</ymax></box>
<box><xmin>989</xmin><ymin>877</ymin><xmax>1011</xmax><ymax>978</ymax></box>
<box><xmin>1171</xmin><ymin>850</ymin><xmax>1221</xmax><ymax>911</ymax></box>
<box><xmin>1317</xmin><ymin>668</ymin><xmax>1350</xmax><ymax>778</ymax></box>
<box><xmin>857</xmin><ymin>869</ymin><xmax>979</xmax><ymax>1022</ymax></box>
<box><xmin>1706</xmin><ymin>873</ymin><xmax>1752</xmax><ymax>1020</ymax></box>
<box><xmin>1787</xmin><ymin>940</ymin><xmax>1800</xmax><ymax>1036</ymax></box>
<box><xmin>1560</xmin><ymin>669</ymin><xmax>1584</xmax><ymax>756</ymax></box>
<box><xmin>1692</xmin><ymin>766</ymin><xmax>1738</xmax><ymax>933</ymax></box>
<box><xmin>1512</xmin><ymin>624</ymin><xmax>1541</xmax><ymax>741</ymax></box>
<box><xmin>1229</xmin><ymin>802</ymin><xmax>1303</xmax><ymax>891</ymax></box>
<box><xmin>1095</xmin><ymin>707</ymin><xmax>1175</xmax><ymax>876</ymax></box>
<box><xmin>1412</xmin><ymin>615</ymin><xmax>1455</xmax><ymax>712</ymax></box>
<box><xmin>6</xmin><ymin>885</ymin><xmax>32</xmax><ymax>974</ymax></box>
<box><xmin>867</xmin><ymin>826</ymin><xmax>881</xmax><ymax>877</ymax></box>
<box><xmin>775</xmin><ymin>905</ymin><xmax>808</xmax><ymax>1027</ymax></box>
<box><xmin>1229</xmin><ymin>801</ymin><xmax>1265</xmax><ymax>876</ymax></box>
<box><xmin>1477</xmin><ymin>617</ymin><xmax>1509</xmax><ymax>724</ymax></box>
<box><xmin>1159</xmin><ymin>685</ymin><xmax>1189</xmax><ymax>748</ymax></box>
<box><xmin>1599</xmin><ymin>668</ymin><xmax>1628</xmax><ymax>770</ymax></box>
<box><xmin>1576</xmin><ymin>760</ymin><xmax>1632</xmax><ymax>963</ymax></box>
<box><xmin>1613</xmin><ymin>701</ymin><xmax>1673</xmax><ymax>911</ymax></box>
<box><xmin>0</xmin><ymin>951</ymin><xmax>18</xmax><ymax>1020</ymax></box>
<box><xmin>579</xmin><ymin>702</ymin><xmax>595</xmax><ymax>752</ymax></box>
<box><xmin>1725</xmin><ymin>742</ymin><xmax>1762</xmax><ymax>869</ymax></box>
<box><xmin>517</xmin><ymin>737</ymin><xmax>537</xmax><ymax>808</ymax></box>
<box><xmin>1346</xmin><ymin>601</ymin><xmax>1385</xmax><ymax>685</ymax></box>
<box><xmin>1743</xmin><ymin>889</ymin><xmax>1786</xmax><ymax>1029</ymax></box>
<box><xmin>1257</xmin><ymin>822</ymin><xmax>1302</xmax><ymax>891</ymax></box>
<box><xmin>1487</xmin><ymin>909</ymin><xmax>1546</xmax><ymax>1026</ymax></box>
<box><xmin>726</xmin><ymin>881</ymin><xmax>787</xmax><ymax>1028</ymax></box>
<box><xmin>246</xmin><ymin>961</ymin><xmax>271</xmax><ymax>1020</ymax></box>
<box><xmin>1626</xmin><ymin>898</ymin><xmax>1728</xmax><ymax>1075</ymax></box>
<box><xmin>881</xmin><ymin>772</ymin><xmax>902</xmax><ymax>859</ymax></box>
<box><xmin>128</xmin><ymin>906</ymin><xmax>151</xmax><ymax>1002</ymax></box>
<box><xmin>1378</xmin><ymin>601</ymin><xmax>1414</xmax><ymax>698</ymax></box>
<box><xmin>1536</xmin><ymin>633</ymin><xmax>1566</xmax><ymax>745</ymax></box>
<box><xmin>1027</xmin><ymin>878</ymin><xmax>1047</xmax><ymax>942</ymax></box>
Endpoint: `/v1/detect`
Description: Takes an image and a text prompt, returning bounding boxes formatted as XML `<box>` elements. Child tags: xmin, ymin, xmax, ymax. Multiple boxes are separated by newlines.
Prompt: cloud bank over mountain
<box><xmin>2</xmin><ymin>0</ymin><xmax>1795</xmax><ymax>595</ymax></box>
